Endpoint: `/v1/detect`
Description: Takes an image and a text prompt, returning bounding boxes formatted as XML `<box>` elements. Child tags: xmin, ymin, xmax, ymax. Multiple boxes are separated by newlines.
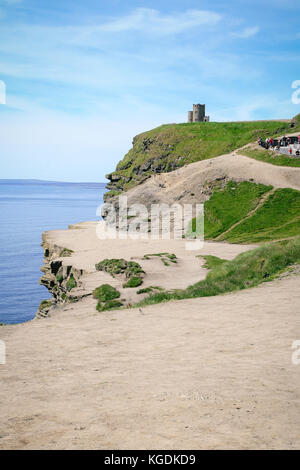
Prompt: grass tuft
<box><xmin>123</xmin><ymin>276</ymin><xmax>143</xmax><ymax>288</ymax></box>
<box><xmin>93</xmin><ymin>284</ymin><xmax>122</xmax><ymax>311</ymax></box>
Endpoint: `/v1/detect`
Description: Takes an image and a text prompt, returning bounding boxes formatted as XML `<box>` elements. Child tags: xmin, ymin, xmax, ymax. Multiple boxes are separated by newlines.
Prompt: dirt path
<box><xmin>0</xmin><ymin>274</ymin><xmax>299</xmax><ymax>449</ymax></box>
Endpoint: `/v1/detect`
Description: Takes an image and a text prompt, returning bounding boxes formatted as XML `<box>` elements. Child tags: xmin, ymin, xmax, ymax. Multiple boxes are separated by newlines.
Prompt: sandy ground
<box><xmin>0</xmin><ymin>277</ymin><xmax>299</xmax><ymax>449</ymax></box>
<box><xmin>44</xmin><ymin>221</ymin><xmax>257</xmax><ymax>306</ymax></box>
<box><xmin>0</xmin><ymin>224</ymin><xmax>300</xmax><ymax>449</ymax></box>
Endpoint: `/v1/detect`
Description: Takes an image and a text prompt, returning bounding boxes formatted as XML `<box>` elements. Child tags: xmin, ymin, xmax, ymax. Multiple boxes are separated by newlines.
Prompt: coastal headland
<box><xmin>1</xmin><ymin>118</ymin><xmax>300</xmax><ymax>449</ymax></box>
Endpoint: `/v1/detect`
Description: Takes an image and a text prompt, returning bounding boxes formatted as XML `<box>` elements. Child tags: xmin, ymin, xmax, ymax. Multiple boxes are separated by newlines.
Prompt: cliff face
<box><xmin>37</xmin><ymin>235</ymin><xmax>85</xmax><ymax>318</ymax></box>
<box><xmin>104</xmin><ymin>119</ymin><xmax>297</xmax><ymax>201</ymax></box>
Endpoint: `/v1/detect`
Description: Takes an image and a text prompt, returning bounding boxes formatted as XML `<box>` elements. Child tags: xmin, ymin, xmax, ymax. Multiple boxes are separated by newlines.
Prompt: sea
<box><xmin>0</xmin><ymin>180</ymin><xmax>105</xmax><ymax>324</ymax></box>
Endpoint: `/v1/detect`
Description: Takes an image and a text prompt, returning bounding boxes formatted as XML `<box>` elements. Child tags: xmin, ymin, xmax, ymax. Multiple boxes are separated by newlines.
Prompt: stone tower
<box><xmin>193</xmin><ymin>104</ymin><xmax>205</xmax><ymax>122</ymax></box>
<box><xmin>187</xmin><ymin>104</ymin><xmax>210</xmax><ymax>123</ymax></box>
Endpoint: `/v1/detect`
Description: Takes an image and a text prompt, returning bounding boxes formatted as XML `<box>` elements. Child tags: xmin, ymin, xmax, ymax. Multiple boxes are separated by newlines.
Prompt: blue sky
<box><xmin>0</xmin><ymin>0</ymin><xmax>300</xmax><ymax>181</ymax></box>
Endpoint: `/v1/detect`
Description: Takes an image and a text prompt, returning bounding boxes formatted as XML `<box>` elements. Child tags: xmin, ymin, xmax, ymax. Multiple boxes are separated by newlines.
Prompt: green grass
<box><xmin>96</xmin><ymin>258</ymin><xmax>144</xmax><ymax>288</ymax></box>
<box><xmin>93</xmin><ymin>284</ymin><xmax>123</xmax><ymax>311</ymax></box>
<box><xmin>135</xmin><ymin>236</ymin><xmax>300</xmax><ymax>307</ymax></box>
<box><xmin>186</xmin><ymin>181</ymin><xmax>272</xmax><ymax>239</ymax></box>
<box><xmin>223</xmin><ymin>188</ymin><xmax>300</xmax><ymax>243</ymax></box>
<box><xmin>143</xmin><ymin>252</ymin><xmax>177</xmax><ymax>266</ymax></box>
<box><xmin>137</xmin><ymin>286</ymin><xmax>164</xmax><ymax>294</ymax></box>
<box><xmin>186</xmin><ymin>181</ymin><xmax>300</xmax><ymax>244</ymax></box>
<box><xmin>55</xmin><ymin>273</ymin><xmax>64</xmax><ymax>283</ymax></box>
<box><xmin>123</xmin><ymin>276</ymin><xmax>143</xmax><ymax>288</ymax></box>
<box><xmin>39</xmin><ymin>299</ymin><xmax>53</xmax><ymax>311</ymax></box>
<box><xmin>66</xmin><ymin>274</ymin><xmax>77</xmax><ymax>291</ymax></box>
<box><xmin>104</xmin><ymin>118</ymin><xmax>299</xmax><ymax>199</ymax></box>
<box><xmin>96</xmin><ymin>299</ymin><xmax>123</xmax><ymax>312</ymax></box>
<box><xmin>200</xmin><ymin>255</ymin><xmax>227</xmax><ymax>269</ymax></box>
<box><xmin>93</xmin><ymin>284</ymin><xmax>121</xmax><ymax>301</ymax></box>
<box><xmin>95</xmin><ymin>258</ymin><xmax>144</xmax><ymax>278</ymax></box>
<box><xmin>241</xmin><ymin>147</ymin><xmax>300</xmax><ymax>167</ymax></box>
<box><xmin>60</xmin><ymin>248</ymin><xmax>74</xmax><ymax>257</ymax></box>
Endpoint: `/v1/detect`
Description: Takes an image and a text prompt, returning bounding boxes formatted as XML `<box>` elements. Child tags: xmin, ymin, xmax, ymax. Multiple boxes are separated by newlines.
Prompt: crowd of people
<box><xmin>258</xmin><ymin>135</ymin><xmax>300</xmax><ymax>156</ymax></box>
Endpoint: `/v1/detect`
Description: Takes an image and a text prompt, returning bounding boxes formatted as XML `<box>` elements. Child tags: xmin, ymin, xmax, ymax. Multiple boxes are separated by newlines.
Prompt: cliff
<box><xmin>37</xmin><ymin>232</ymin><xmax>87</xmax><ymax>317</ymax></box>
<box><xmin>104</xmin><ymin>116</ymin><xmax>299</xmax><ymax>201</ymax></box>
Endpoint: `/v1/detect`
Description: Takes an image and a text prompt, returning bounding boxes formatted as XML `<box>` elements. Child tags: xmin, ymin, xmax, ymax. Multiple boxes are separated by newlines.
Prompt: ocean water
<box><xmin>0</xmin><ymin>180</ymin><xmax>105</xmax><ymax>324</ymax></box>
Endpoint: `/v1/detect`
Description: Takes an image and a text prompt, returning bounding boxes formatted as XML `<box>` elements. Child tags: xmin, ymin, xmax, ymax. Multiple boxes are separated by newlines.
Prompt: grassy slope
<box><xmin>203</xmin><ymin>181</ymin><xmax>272</xmax><ymax>239</ymax></box>
<box><xmin>105</xmin><ymin>119</ymin><xmax>296</xmax><ymax>198</ymax></box>
<box><xmin>223</xmin><ymin>188</ymin><xmax>300</xmax><ymax>243</ymax></box>
<box><xmin>136</xmin><ymin>236</ymin><xmax>300</xmax><ymax>307</ymax></box>
<box><xmin>187</xmin><ymin>181</ymin><xmax>300</xmax><ymax>244</ymax></box>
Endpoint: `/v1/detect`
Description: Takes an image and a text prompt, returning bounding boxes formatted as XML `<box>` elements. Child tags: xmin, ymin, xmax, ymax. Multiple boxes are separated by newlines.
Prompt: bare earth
<box><xmin>0</xmin><ymin>220</ymin><xmax>300</xmax><ymax>449</ymax></box>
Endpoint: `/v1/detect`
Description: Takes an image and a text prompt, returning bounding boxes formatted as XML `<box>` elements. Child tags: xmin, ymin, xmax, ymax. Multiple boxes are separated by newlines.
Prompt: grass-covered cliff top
<box><xmin>105</xmin><ymin>115</ymin><xmax>300</xmax><ymax>200</ymax></box>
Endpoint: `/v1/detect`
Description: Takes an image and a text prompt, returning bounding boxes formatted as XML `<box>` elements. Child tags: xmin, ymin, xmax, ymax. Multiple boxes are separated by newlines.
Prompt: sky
<box><xmin>0</xmin><ymin>0</ymin><xmax>300</xmax><ymax>182</ymax></box>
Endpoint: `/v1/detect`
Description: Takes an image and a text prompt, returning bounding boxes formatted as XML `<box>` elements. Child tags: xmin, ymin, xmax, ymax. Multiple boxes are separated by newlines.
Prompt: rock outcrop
<box><xmin>37</xmin><ymin>235</ymin><xmax>85</xmax><ymax>318</ymax></box>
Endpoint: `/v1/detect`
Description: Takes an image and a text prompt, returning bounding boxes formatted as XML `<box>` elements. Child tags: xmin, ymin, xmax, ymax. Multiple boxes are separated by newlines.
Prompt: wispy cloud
<box><xmin>230</xmin><ymin>26</ymin><xmax>260</xmax><ymax>39</ymax></box>
<box><xmin>0</xmin><ymin>3</ymin><xmax>296</xmax><ymax>181</ymax></box>
<box><xmin>99</xmin><ymin>8</ymin><xmax>221</xmax><ymax>34</ymax></box>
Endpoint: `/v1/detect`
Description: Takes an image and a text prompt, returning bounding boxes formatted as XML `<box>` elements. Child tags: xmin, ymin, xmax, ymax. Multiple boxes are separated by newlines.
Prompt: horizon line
<box><xmin>0</xmin><ymin>178</ymin><xmax>106</xmax><ymax>185</ymax></box>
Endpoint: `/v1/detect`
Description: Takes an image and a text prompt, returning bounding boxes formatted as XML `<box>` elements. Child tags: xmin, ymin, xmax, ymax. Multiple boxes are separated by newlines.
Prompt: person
<box><xmin>298</xmin><ymin>135</ymin><xmax>300</xmax><ymax>144</ymax></box>
<box><xmin>258</xmin><ymin>137</ymin><xmax>262</xmax><ymax>146</ymax></box>
<box><xmin>269</xmin><ymin>137</ymin><xmax>273</xmax><ymax>147</ymax></box>
<box><xmin>289</xmin><ymin>146</ymin><xmax>292</xmax><ymax>155</ymax></box>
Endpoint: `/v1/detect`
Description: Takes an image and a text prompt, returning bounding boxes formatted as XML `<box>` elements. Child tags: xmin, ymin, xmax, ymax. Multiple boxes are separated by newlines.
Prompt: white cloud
<box><xmin>231</xmin><ymin>26</ymin><xmax>260</xmax><ymax>39</ymax></box>
<box><xmin>100</xmin><ymin>8</ymin><xmax>221</xmax><ymax>35</ymax></box>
